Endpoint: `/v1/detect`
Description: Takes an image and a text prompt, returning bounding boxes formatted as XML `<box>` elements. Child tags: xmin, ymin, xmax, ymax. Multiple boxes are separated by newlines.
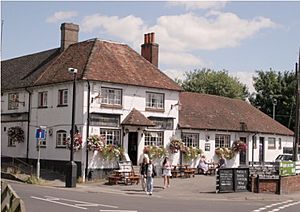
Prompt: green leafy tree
<box><xmin>178</xmin><ymin>68</ymin><xmax>249</xmax><ymax>100</ymax></box>
<box><xmin>249</xmin><ymin>69</ymin><xmax>296</xmax><ymax>130</ymax></box>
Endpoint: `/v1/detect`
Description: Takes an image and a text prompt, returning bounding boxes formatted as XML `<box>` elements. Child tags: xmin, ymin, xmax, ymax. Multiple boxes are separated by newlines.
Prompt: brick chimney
<box><xmin>141</xmin><ymin>32</ymin><xmax>159</xmax><ymax>67</ymax></box>
<box><xmin>60</xmin><ymin>23</ymin><xmax>79</xmax><ymax>51</ymax></box>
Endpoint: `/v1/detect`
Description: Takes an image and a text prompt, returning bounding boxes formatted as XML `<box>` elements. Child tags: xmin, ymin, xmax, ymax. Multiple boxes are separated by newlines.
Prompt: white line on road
<box><xmin>45</xmin><ymin>195</ymin><xmax>118</xmax><ymax>208</ymax></box>
<box><xmin>268</xmin><ymin>201</ymin><xmax>300</xmax><ymax>212</ymax></box>
<box><xmin>31</xmin><ymin>196</ymin><xmax>87</xmax><ymax>210</ymax></box>
<box><xmin>252</xmin><ymin>200</ymin><xmax>294</xmax><ymax>212</ymax></box>
<box><xmin>99</xmin><ymin>210</ymin><xmax>138</xmax><ymax>212</ymax></box>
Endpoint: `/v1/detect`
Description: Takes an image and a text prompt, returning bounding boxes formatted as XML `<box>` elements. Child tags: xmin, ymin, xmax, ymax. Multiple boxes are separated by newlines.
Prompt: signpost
<box><xmin>35</xmin><ymin>127</ymin><xmax>46</xmax><ymax>179</ymax></box>
<box><xmin>279</xmin><ymin>161</ymin><xmax>296</xmax><ymax>176</ymax></box>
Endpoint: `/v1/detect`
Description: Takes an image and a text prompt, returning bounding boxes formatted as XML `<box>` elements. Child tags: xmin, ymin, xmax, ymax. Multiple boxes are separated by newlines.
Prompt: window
<box><xmin>215</xmin><ymin>134</ymin><xmax>231</xmax><ymax>148</ymax></box>
<box><xmin>100</xmin><ymin>129</ymin><xmax>121</xmax><ymax>146</ymax></box>
<box><xmin>101</xmin><ymin>87</ymin><xmax>122</xmax><ymax>106</ymax></box>
<box><xmin>144</xmin><ymin>131</ymin><xmax>163</xmax><ymax>146</ymax></box>
<box><xmin>38</xmin><ymin>91</ymin><xmax>48</xmax><ymax>107</ymax></box>
<box><xmin>8</xmin><ymin>137</ymin><xmax>16</xmax><ymax>147</ymax></box>
<box><xmin>205</xmin><ymin>143</ymin><xmax>210</xmax><ymax>151</ymax></box>
<box><xmin>182</xmin><ymin>133</ymin><xmax>199</xmax><ymax>147</ymax></box>
<box><xmin>268</xmin><ymin>137</ymin><xmax>276</xmax><ymax>149</ymax></box>
<box><xmin>146</xmin><ymin>92</ymin><xmax>164</xmax><ymax>110</ymax></box>
<box><xmin>278</xmin><ymin>138</ymin><xmax>282</xmax><ymax>149</ymax></box>
<box><xmin>8</xmin><ymin>93</ymin><xmax>19</xmax><ymax>110</ymax></box>
<box><xmin>148</xmin><ymin>117</ymin><xmax>173</xmax><ymax>130</ymax></box>
<box><xmin>90</xmin><ymin>113</ymin><xmax>120</xmax><ymax>127</ymax></box>
<box><xmin>58</xmin><ymin>89</ymin><xmax>68</xmax><ymax>106</ymax></box>
<box><xmin>56</xmin><ymin>130</ymin><xmax>67</xmax><ymax>147</ymax></box>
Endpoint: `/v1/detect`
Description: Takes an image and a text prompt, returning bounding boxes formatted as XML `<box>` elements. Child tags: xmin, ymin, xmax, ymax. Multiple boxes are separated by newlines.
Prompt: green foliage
<box><xmin>25</xmin><ymin>176</ymin><xmax>40</xmax><ymax>184</ymax></box>
<box><xmin>182</xmin><ymin>146</ymin><xmax>203</xmax><ymax>161</ymax></box>
<box><xmin>179</xmin><ymin>68</ymin><xmax>249</xmax><ymax>100</ymax></box>
<box><xmin>249</xmin><ymin>69</ymin><xmax>296</xmax><ymax>130</ymax></box>
<box><xmin>144</xmin><ymin>145</ymin><xmax>167</xmax><ymax>159</ymax></box>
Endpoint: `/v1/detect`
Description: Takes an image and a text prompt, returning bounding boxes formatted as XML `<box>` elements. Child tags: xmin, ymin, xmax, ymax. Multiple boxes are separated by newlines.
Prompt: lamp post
<box><xmin>272</xmin><ymin>98</ymin><xmax>277</xmax><ymax>120</ymax></box>
<box><xmin>65</xmin><ymin>68</ymin><xmax>78</xmax><ymax>188</ymax></box>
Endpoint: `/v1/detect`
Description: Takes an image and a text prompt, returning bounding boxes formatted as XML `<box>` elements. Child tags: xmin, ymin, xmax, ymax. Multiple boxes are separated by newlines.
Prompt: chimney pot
<box><xmin>150</xmin><ymin>32</ymin><xmax>155</xmax><ymax>43</ymax></box>
<box><xmin>141</xmin><ymin>32</ymin><xmax>159</xmax><ymax>67</ymax></box>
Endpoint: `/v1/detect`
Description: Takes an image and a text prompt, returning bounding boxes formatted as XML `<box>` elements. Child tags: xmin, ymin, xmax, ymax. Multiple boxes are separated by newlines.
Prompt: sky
<box><xmin>1</xmin><ymin>1</ymin><xmax>300</xmax><ymax>93</ymax></box>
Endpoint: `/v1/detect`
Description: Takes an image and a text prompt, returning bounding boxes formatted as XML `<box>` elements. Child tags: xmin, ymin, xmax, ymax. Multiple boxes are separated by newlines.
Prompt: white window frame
<box><xmin>146</xmin><ymin>92</ymin><xmax>164</xmax><ymax>110</ymax></box>
<box><xmin>38</xmin><ymin>91</ymin><xmax>48</xmax><ymax>107</ymax></box>
<box><xmin>268</xmin><ymin>137</ymin><xmax>276</xmax><ymax>149</ymax></box>
<box><xmin>58</xmin><ymin>89</ymin><xmax>68</xmax><ymax>106</ymax></box>
<box><xmin>100</xmin><ymin>128</ymin><xmax>121</xmax><ymax>146</ymax></box>
<box><xmin>8</xmin><ymin>93</ymin><xmax>19</xmax><ymax>110</ymax></box>
<box><xmin>56</xmin><ymin>130</ymin><xmax>67</xmax><ymax>147</ymax></box>
<box><xmin>215</xmin><ymin>134</ymin><xmax>231</xmax><ymax>148</ymax></box>
<box><xmin>144</xmin><ymin>131</ymin><xmax>163</xmax><ymax>146</ymax></box>
<box><xmin>182</xmin><ymin>133</ymin><xmax>199</xmax><ymax>147</ymax></box>
<box><xmin>101</xmin><ymin>87</ymin><xmax>122</xmax><ymax>106</ymax></box>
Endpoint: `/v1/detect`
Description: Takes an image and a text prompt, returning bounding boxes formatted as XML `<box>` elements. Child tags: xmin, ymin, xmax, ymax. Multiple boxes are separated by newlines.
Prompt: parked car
<box><xmin>275</xmin><ymin>153</ymin><xmax>300</xmax><ymax>162</ymax></box>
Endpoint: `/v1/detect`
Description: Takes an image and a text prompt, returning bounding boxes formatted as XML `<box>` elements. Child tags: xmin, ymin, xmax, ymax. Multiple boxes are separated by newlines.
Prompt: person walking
<box><xmin>146</xmin><ymin>159</ymin><xmax>156</xmax><ymax>195</ymax></box>
<box><xmin>140</xmin><ymin>157</ymin><xmax>148</xmax><ymax>191</ymax></box>
<box><xmin>162</xmin><ymin>157</ymin><xmax>172</xmax><ymax>189</ymax></box>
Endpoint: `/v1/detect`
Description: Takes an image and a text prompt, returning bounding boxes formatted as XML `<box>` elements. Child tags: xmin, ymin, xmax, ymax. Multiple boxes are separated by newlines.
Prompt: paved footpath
<box><xmin>41</xmin><ymin>175</ymin><xmax>300</xmax><ymax>202</ymax></box>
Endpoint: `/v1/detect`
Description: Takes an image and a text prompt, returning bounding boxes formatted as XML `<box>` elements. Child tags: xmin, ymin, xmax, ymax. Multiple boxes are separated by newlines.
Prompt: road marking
<box><xmin>31</xmin><ymin>196</ymin><xmax>87</xmax><ymax>210</ymax></box>
<box><xmin>99</xmin><ymin>210</ymin><xmax>138</xmax><ymax>212</ymax></box>
<box><xmin>252</xmin><ymin>200</ymin><xmax>294</xmax><ymax>212</ymax></box>
<box><xmin>45</xmin><ymin>195</ymin><xmax>118</xmax><ymax>208</ymax></box>
<box><xmin>268</xmin><ymin>201</ymin><xmax>300</xmax><ymax>212</ymax></box>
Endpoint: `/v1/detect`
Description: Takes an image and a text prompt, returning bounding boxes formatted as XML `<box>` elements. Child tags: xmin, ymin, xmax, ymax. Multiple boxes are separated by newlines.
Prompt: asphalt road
<box><xmin>8</xmin><ymin>181</ymin><xmax>300</xmax><ymax>212</ymax></box>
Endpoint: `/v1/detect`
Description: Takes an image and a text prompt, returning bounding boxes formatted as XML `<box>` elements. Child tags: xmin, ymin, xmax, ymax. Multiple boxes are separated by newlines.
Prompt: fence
<box><xmin>1</xmin><ymin>156</ymin><xmax>33</xmax><ymax>176</ymax></box>
<box><xmin>296</xmin><ymin>161</ymin><xmax>300</xmax><ymax>175</ymax></box>
<box><xmin>1</xmin><ymin>181</ymin><xmax>26</xmax><ymax>212</ymax></box>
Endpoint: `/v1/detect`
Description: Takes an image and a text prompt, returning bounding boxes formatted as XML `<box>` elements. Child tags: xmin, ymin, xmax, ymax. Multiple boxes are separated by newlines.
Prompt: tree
<box><xmin>249</xmin><ymin>69</ymin><xmax>296</xmax><ymax>130</ymax></box>
<box><xmin>178</xmin><ymin>68</ymin><xmax>249</xmax><ymax>100</ymax></box>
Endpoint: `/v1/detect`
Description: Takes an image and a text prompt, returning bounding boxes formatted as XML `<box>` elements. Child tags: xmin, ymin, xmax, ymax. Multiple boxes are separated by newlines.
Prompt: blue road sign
<box><xmin>35</xmin><ymin>128</ymin><xmax>46</xmax><ymax>139</ymax></box>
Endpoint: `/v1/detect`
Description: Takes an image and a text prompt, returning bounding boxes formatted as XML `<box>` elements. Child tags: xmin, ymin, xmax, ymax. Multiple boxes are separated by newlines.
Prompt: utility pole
<box><xmin>294</xmin><ymin>50</ymin><xmax>300</xmax><ymax>161</ymax></box>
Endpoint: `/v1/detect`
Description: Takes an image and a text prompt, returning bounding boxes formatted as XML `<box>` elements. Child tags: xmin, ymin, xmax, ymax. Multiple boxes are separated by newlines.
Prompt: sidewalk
<box><xmin>42</xmin><ymin>175</ymin><xmax>300</xmax><ymax>201</ymax></box>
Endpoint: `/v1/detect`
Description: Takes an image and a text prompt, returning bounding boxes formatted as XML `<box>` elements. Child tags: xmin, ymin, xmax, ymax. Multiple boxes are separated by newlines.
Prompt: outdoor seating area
<box><xmin>107</xmin><ymin>161</ymin><xmax>140</xmax><ymax>185</ymax></box>
<box><xmin>171</xmin><ymin>165</ymin><xmax>196</xmax><ymax>178</ymax></box>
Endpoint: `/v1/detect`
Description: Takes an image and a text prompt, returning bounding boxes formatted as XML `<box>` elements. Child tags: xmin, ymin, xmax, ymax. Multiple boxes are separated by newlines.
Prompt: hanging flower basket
<box><xmin>87</xmin><ymin>135</ymin><xmax>105</xmax><ymax>152</ymax></box>
<box><xmin>102</xmin><ymin>144</ymin><xmax>124</xmax><ymax>161</ymax></box>
<box><xmin>232</xmin><ymin>140</ymin><xmax>247</xmax><ymax>153</ymax></box>
<box><xmin>169</xmin><ymin>136</ymin><xmax>184</xmax><ymax>153</ymax></box>
<box><xmin>182</xmin><ymin>146</ymin><xmax>203</xmax><ymax>161</ymax></box>
<box><xmin>8</xmin><ymin>126</ymin><xmax>24</xmax><ymax>143</ymax></box>
<box><xmin>144</xmin><ymin>145</ymin><xmax>167</xmax><ymax>159</ymax></box>
<box><xmin>215</xmin><ymin>147</ymin><xmax>235</xmax><ymax>160</ymax></box>
<box><xmin>66</xmin><ymin>133</ymin><xmax>83</xmax><ymax>152</ymax></box>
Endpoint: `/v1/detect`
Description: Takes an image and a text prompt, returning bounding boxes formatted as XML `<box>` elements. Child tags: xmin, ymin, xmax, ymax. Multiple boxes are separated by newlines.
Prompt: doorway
<box><xmin>259</xmin><ymin>137</ymin><xmax>265</xmax><ymax>163</ymax></box>
<box><xmin>128</xmin><ymin>132</ymin><xmax>138</xmax><ymax>165</ymax></box>
<box><xmin>239</xmin><ymin>137</ymin><xmax>246</xmax><ymax>165</ymax></box>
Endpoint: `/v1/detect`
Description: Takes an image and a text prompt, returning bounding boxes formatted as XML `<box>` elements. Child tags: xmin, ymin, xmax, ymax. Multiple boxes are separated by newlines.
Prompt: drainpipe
<box><xmin>85</xmin><ymin>81</ymin><xmax>91</xmax><ymax>179</ymax></box>
<box><xmin>25</xmin><ymin>87</ymin><xmax>32</xmax><ymax>163</ymax></box>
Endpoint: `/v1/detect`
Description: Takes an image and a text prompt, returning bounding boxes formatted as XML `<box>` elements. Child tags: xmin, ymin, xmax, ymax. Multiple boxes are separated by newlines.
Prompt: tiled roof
<box><xmin>122</xmin><ymin>108</ymin><xmax>155</xmax><ymax>126</ymax></box>
<box><xmin>1</xmin><ymin>49</ymin><xmax>60</xmax><ymax>90</ymax></box>
<box><xmin>34</xmin><ymin>39</ymin><xmax>182</xmax><ymax>91</ymax></box>
<box><xmin>179</xmin><ymin>92</ymin><xmax>294</xmax><ymax>136</ymax></box>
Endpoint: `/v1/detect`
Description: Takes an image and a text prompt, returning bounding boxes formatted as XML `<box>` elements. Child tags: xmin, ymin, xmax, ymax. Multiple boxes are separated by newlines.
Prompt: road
<box><xmin>8</xmin><ymin>181</ymin><xmax>300</xmax><ymax>212</ymax></box>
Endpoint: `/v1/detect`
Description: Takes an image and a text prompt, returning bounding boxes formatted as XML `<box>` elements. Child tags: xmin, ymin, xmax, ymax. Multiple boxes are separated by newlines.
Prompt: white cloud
<box><xmin>46</xmin><ymin>11</ymin><xmax>78</xmax><ymax>23</ymax></box>
<box><xmin>81</xmin><ymin>14</ymin><xmax>145</xmax><ymax>45</ymax></box>
<box><xmin>80</xmin><ymin>11</ymin><xmax>276</xmax><ymax>71</ymax></box>
<box><xmin>230</xmin><ymin>71</ymin><xmax>257</xmax><ymax>93</ymax></box>
<box><xmin>167</xmin><ymin>1</ymin><xmax>228</xmax><ymax>10</ymax></box>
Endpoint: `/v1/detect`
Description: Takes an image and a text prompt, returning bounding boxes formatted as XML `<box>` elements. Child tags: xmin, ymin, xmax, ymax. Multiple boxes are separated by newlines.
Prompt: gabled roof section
<box><xmin>1</xmin><ymin>48</ymin><xmax>60</xmax><ymax>90</ymax></box>
<box><xmin>34</xmin><ymin>39</ymin><xmax>182</xmax><ymax>91</ymax></box>
<box><xmin>179</xmin><ymin>92</ymin><xmax>294</xmax><ymax>136</ymax></box>
<box><xmin>122</xmin><ymin>108</ymin><xmax>155</xmax><ymax>126</ymax></box>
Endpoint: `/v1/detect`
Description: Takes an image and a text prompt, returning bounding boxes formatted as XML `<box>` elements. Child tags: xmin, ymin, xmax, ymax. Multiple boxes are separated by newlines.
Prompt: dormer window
<box><xmin>146</xmin><ymin>92</ymin><xmax>164</xmax><ymax>111</ymax></box>
<box><xmin>8</xmin><ymin>93</ymin><xmax>19</xmax><ymax>110</ymax></box>
<box><xmin>58</xmin><ymin>89</ymin><xmax>68</xmax><ymax>106</ymax></box>
<box><xmin>101</xmin><ymin>87</ymin><xmax>122</xmax><ymax>107</ymax></box>
<box><xmin>38</xmin><ymin>91</ymin><xmax>48</xmax><ymax>108</ymax></box>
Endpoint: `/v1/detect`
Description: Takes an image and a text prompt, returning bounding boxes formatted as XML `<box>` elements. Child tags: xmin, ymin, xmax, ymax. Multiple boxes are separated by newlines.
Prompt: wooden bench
<box><xmin>127</xmin><ymin>174</ymin><xmax>140</xmax><ymax>185</ymax></box>
<box><xmin>171</xmin><ymin>166</ymin><xmax>180</xmax><ymax>178</ymax></box>
<box><xmin>184</xmin><ymin>169</ymin><xmax>195</xmax><ymax>178</ymax></box>
<box><xmin>108</xmin><ymin>175</ymin><xmax>122</xmax><ymax>185</ymax></box>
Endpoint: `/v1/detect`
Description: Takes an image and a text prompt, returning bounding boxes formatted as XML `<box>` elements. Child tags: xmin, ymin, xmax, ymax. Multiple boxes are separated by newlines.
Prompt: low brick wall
<box><xmin>280</xmin><ymin>175</ymin><xmax>300</xmax><ymax>194</ymax></box>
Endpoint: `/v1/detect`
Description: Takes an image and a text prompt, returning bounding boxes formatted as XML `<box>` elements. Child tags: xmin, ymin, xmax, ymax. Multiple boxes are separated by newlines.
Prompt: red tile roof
<box><xmin>179</xmin><ymin>92</ymin><xmax>294</xmax><ymax>136</ymax></box>
<box><xmin>122</xmin><ymin>108</ymin><xmax>155</xmax><ymax>126</ymax></box>
<box><xmin>34</xmin><ymin>39</ymin><xmax>182</xmax><ymax>91</ymax></box>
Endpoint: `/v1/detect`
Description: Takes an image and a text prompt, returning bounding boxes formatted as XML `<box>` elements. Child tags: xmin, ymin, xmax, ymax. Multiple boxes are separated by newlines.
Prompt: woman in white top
<box><xmin>162</xmin><ymin>157</ymin><xmax>172</xmax><ymax>189</ymax></box>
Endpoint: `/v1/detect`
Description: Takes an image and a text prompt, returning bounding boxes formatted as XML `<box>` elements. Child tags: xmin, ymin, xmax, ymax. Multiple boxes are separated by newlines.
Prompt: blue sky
<box><xmin>1</xmin><ymin>1</ymin><xmax>300</xmax><ymax>92</ymax></box>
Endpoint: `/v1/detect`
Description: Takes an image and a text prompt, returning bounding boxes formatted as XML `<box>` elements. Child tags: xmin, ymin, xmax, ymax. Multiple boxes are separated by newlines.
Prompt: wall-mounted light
<box><xmin>91</xmin><ymin>92</ymin><xmax>102</xmax><ymax>103</ymax></box>
<box><xmin>171</xmin><ymin>101</ymin><xmax>182</xmax><ymax>110</ymax></box>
